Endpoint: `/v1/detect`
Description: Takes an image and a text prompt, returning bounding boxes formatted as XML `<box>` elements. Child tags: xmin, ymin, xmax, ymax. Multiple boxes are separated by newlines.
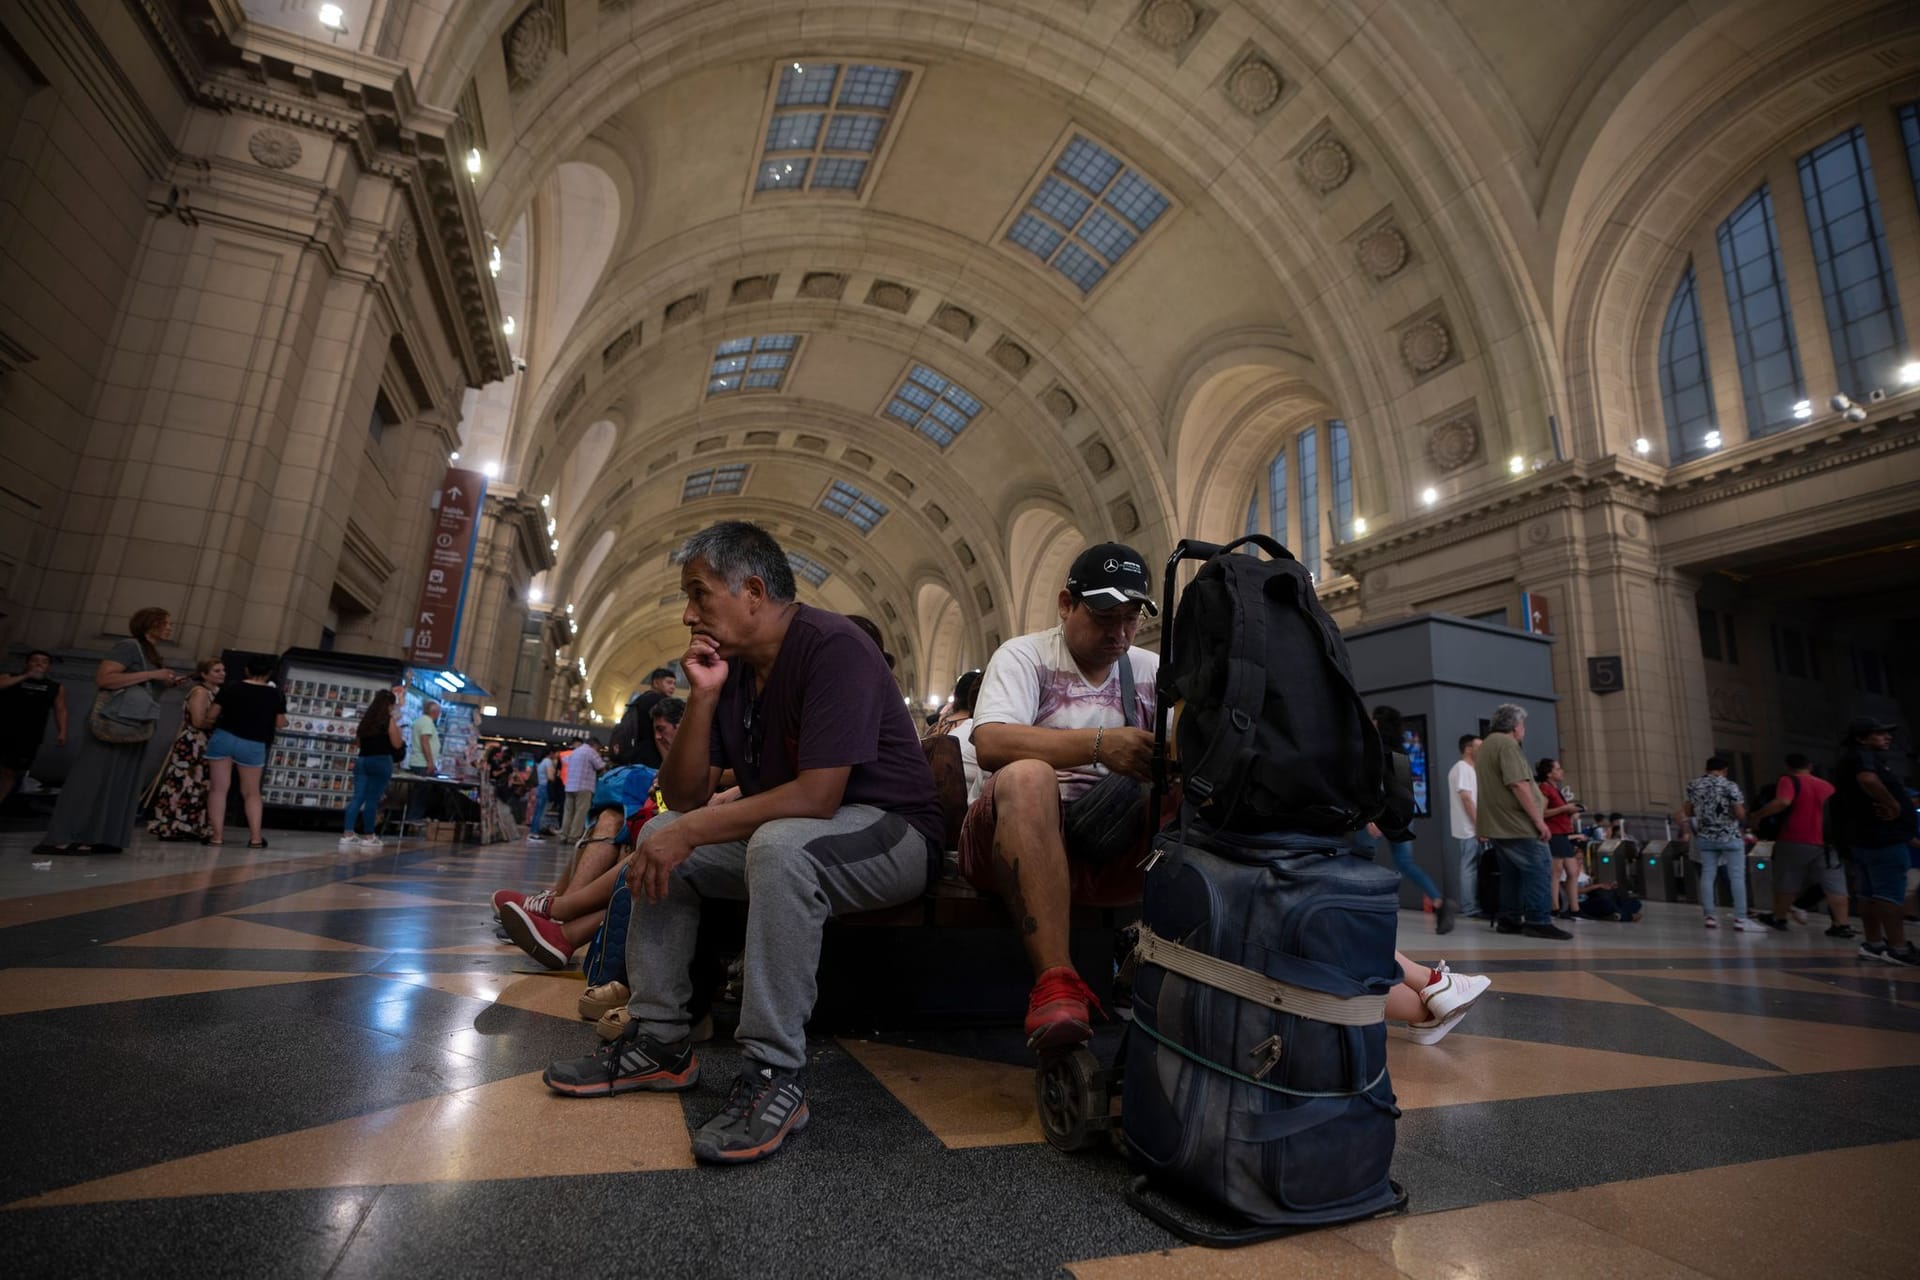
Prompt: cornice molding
<box><xmin>121</xmin><ymin>0</ymin><xmax>509</xmax><ymax>388</ymax></box>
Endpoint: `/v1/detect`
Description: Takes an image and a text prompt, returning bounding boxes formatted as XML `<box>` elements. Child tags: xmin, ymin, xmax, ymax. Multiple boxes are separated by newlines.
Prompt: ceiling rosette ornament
<box><xmin>1298</xmin><ymin>137</ymin><xmax>1352</xmax><ymax>194</ymax></box>
<box><xmin>507</xmin><ymin>6</ymin><xmax>557</xmax><ymax>84</ymax></box>
<box><xmin>1400</xmin><ymin>317</ymin><xmax>1452</xmax><ymax>373</ymax></box>
<box><xmin>1225</xmin><ymin>56</ymin><xmax>1282</xmax><ymax>115</ymax></box>
<box><xmin>1140</xmin><ymin>0</ymin><xmax>1200</xmax><ymax>49</ymax></box>
<box><xmin>1355</xmin><ymin>225</ymin><xmax>1409</xmax><ymax>279</ymax></box>
<box><xmin>248</xmin><ymin>127</ymin><xmax>302</xmax><ymax>169</ymax></box>
<box><xmin>1427</xmin><ymin>415</ymin><xmax>1479</xmax><ymax>472</ymax></box>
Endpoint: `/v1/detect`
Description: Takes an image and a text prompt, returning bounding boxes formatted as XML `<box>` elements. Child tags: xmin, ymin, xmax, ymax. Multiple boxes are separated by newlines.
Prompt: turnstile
<box><xmin>1593</xmin><ymin>838</ymin><xmax>1641</xmax><ymax>895</ymax></box>
<box><xmin>1747</xmin><ymin>842</ymin><xmax>1774</xmax><ymax>906</ymax></box>
<box><xmin>1640</xmin><ymin>840</ymin><xmax>1688</xmax><ymax>900</ymax></box>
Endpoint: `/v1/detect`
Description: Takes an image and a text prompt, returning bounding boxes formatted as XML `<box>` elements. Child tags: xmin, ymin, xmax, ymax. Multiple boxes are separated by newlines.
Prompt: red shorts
<box><xmin>956</xmin><ymin>772</ymin><xmax>1156</xmax><ymax>908</ymax></box>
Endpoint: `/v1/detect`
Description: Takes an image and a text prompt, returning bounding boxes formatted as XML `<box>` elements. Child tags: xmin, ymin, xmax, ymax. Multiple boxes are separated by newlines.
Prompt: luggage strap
<box><xmin>1132</xmin><ymin>925</ymin><xmax>1388</xmax><ymax>1026</ymax></box>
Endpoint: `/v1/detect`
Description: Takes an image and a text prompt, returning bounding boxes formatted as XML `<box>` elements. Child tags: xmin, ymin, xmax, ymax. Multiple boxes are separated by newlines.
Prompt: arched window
<box><xmin>1899</xmin><ymin>104</ymin><xmax>1920</xmax><ymax>213</ymax></box>
<box><xmin>1297</xmin><ymin>425</ymin><xmax>1320</xmax><ymax>576</ymax></box>
<box><xmin>1328</xmin><ymin>420</ymin><xmax>1353</xmax><ymax>541</ymax></box>
<box><xmin>1797</xmin><ymin>127</ymin><xmax>1907</xmax><ymax>398</ymax></box>
<box><xmin>1659</xmin><ymin>264</ymin><xmax>1718</xmax><ymax>460</ymax></box>
<box><xmin>1246</xmin><ymin>423</ymin><xmax>1352</xmax><ymax>578</ymax></box>
<box><xmin>1715</xmin><ymin>186</ymin><xmax>1805</xmax><ymax>435</ymax></box>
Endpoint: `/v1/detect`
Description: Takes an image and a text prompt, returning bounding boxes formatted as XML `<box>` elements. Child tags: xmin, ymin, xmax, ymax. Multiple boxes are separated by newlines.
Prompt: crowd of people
<box><xmin>4</xmin><ymin>527</ymin><xmax>1914</xmax><ymax>1171</ymax></box>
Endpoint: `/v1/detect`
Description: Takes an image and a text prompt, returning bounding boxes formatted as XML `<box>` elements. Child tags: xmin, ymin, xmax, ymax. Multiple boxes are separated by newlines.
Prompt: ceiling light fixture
<box><xmin>1704</xmin><ymin>429</ymin><xmax>1722</xmax><ymax>450</ymax></box>
<box><xmin>1791</xmin><ymin>398</ymin><xmax>1812</xmax><ymax>420</ymax></box>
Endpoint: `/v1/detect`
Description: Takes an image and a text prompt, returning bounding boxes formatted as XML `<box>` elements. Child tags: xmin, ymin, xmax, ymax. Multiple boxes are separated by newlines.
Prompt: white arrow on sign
<box><xmin>419</xmin><ymin>611</ymin><xmax>436</xmax><ymax>625</ymax></box>
<box><xmin>448</xmin><ymin>486</ymin><xmax>464</xmax><ymax>500</ymax></box>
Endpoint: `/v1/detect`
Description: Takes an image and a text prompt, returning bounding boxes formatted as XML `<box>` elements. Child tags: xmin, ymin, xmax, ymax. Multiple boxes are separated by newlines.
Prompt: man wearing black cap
<box><xmin>1836</xmin><ymin>717</ymin><xmax>1917</xmax><ymax>965</ymax></box>
<box><xmin>960</xmin><ymin>542</ymin><xmax>1161</xmax><ymax>1051</ymax></box>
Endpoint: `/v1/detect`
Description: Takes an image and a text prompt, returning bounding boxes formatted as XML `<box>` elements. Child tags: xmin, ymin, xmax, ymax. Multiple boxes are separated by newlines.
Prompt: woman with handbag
<box><xmin>145</xmin><ymin>656</ymin><xmax>225</xmax><ymax>841</ymax></box>
<box><xmin>35</xmin><ymin>606</ymin><xmax>182</xmax><ymax>855</ymax></box>
<box><xmin>206</xmin><ymin>653</ymin><xmax>287</xmax><ymax>848</ymax></box>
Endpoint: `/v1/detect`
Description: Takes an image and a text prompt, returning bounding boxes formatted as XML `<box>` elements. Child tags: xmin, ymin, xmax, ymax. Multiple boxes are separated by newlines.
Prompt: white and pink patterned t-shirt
<box><xmin>972</xmin><ymin>625</ymin><xmax>1158</xmax><ymax>800</ymax></box>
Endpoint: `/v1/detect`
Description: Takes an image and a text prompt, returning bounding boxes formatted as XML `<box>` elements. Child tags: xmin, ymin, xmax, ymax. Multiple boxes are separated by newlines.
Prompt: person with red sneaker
<box><xmin>958</xmin><ymin>544</ymin><xmax>1166</xmax><ymax>1053</ymax></box>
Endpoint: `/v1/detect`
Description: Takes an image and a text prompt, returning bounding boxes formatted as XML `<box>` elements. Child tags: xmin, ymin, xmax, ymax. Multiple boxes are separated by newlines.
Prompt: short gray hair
<box><xmin>1488</xmin><ymin>703</ymin><xmax>1527</xmax><ymax>735</ymax></box>
<box><xmin>678</xmin><ymin>521</ymin><xmax>796</xmax><ymax>602</ymax></box>
<box><xmin>423</xmin><ymin>699</ymin><xmax>441</xmax><ymax>713</ymax></box>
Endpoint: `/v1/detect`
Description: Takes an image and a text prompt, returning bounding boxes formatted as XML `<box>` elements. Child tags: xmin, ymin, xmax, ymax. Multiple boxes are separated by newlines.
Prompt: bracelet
<box><xmin>1092</xmin><ymin>726</ymin><xmax>1104</xmax><ymax>765</ymax></box>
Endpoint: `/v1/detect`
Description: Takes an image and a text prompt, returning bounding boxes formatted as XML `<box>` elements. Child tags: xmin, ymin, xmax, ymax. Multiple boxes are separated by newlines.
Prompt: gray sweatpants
<box><xmin>625</xmin><ymin>805</ymin><xmax>931</xmax><ymax>1072</ymax></box>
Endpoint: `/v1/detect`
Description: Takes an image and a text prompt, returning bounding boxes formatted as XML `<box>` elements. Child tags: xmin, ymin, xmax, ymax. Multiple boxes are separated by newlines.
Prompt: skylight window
<box><xmin>883</xmin><ymin>364</ymin><xmax>983</xmax><ymax>448</ymax></box>
<box><xmin>787</xmin><ymin>552</ymin><xmax>831</xmax><ymax>587</ymax></box>
<box><xmin>682</xmin><ymin>464</ymin><xmax>748</xmax><ymax>501</ymax></box>
<box><xmin>819</xmin><ymin>480</ymin><xmax>888</xmax><ymax>533</ymax></box>
<box><xmin>1005</xmin><ymin>134</ymin><xmax>1172</xmax><ymax>295</ymax></box>
<box><xmin>707</xmin><ymin>334</ymin><xmax>799</xmax><ymax>396</ymax></box>
<box><xmin>756</xmin><ymin>61</ymin><xmax>911</xmax><ymax>197</ymax></box>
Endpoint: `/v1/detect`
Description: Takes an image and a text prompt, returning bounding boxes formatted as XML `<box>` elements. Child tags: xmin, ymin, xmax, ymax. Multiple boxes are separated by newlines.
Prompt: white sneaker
<box><xmin>1703</xmin><ymin>916</ymin><xmax>1717</xmax><ymax>928</ymax></box>
<box><xmin>360</xmin><ymin>835</ymin><xmax>383</xmax><ymax>849</ymax></box>
<box><xmin>1404</xmin><ymin>1003</ymin><xmax>1476</xmax><ymax>1046</ymax></box>
<box><xmin>1418</xmin><ymin>961</ymin><xmax>1492</xmax><ymax>1023</ymax></box>
<box><xmin>1789</xmin><ymin>907</ymin><xmax>1809</xmax><ymax>924</ymax></box>
<box><xmin>337</xmin><ymin>835</ymin><xmax>360</xmax><ymax>849</ymax></box>
<box><xmin>1732</xmin><ymin>916</ymin><xmax>1767</xmax><ymax>933</ymax></box>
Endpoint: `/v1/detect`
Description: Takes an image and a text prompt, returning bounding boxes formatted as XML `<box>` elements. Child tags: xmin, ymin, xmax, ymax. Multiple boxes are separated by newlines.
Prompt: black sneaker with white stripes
<box><xmin>691</xmin><ymin>1064</ymin><xmax>809</xmax><ymax>1164</ymax></box>
<box><xmin>542</xmin><ymin>1023</ymin><xmax>699</xmax><ymax>1097</ymax></box>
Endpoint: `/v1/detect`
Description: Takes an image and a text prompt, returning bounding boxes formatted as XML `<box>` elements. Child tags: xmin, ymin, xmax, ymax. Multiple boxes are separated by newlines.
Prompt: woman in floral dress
<box><xmin>146</xmin><ymin>657</ymin><xmax>224</xmax><ymax>841</ymax></box>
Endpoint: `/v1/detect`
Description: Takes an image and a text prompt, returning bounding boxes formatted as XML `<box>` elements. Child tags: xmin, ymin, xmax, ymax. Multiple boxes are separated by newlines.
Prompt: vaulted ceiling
<box><xmin>240</xmin><ymin>0</ymin><xmax>1920</xmax><ymax>705</ymax></box>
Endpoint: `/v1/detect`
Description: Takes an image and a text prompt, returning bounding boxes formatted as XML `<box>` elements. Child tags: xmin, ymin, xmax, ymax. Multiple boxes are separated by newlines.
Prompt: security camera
<box><xmin>513</xmin><ymin>357</ymin><xmax>527</xmax><ymax>373</ymax></box>
<box><xmin>1844</xmin><ymin>406</ymin><xmax>1867</xmax><ymax>423</ymax></box>
<box><xmin>1829</xmin><ymin>393</ymin><xmax>1853</xmax><ymax>413</ymax></box>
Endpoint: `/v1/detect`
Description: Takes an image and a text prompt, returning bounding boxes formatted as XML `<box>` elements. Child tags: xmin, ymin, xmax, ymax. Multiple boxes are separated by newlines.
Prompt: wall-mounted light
<box><xmin>501</xmin><ymin>316</ymin><xmax>516</xmax><ymax>337</ymax></box>
<box><xmin>466</xmin><ymin>148</ymin><xmax>483</xmax><ymax>176</ymax></box>
<box><xmin>1507</xmin><ymin>455</ymin><xmax>1525</xmax><ymax>476</ymax></box>
<box><xmin>1704</xmin><ymin>429</ymin><xmax>1722</xmax><ymax>450</ymax></box>
<box><xmin>481</xmin><ymin>704</ymin><xmax>499</xmax><ymax>717</ymax></box>
<box><xmin>529</xmin><ymin>586</ymin><xmax>543</xmax><ymax>603</ymax></box>
<box><xmin>1352</xmin><ymin>516</ymin><xmax>1368</xmax><ymax>536</ymax></box>
<box><xmin>547</xmin><ymin>519</ymin><xmax>556</xmax><ymax>535</ymax></box>
<box><xmin>541</xmin><ymin>494</ymin><xmax>551</xmax><ymax>509</ymax></box>
<box><xmin>1899</xmin><ymin>361</ymin><xmax>1920</xmax><ymax>386</ymax></box>
<box><xmin>449</xmin><ymin>450</ymin><xmax>460</xmax><ymax>462</ymax></box>
<box><xmin>318</xmin><ymin>4</ymin><xmax>346</xmax><ymax>33</ymax></box>
<box><xmin>482</xmin><ymin>461</ymin><xmax>500</xmax><ymax>479</ymax></box>
<box><xmin>1791</xmin><ymin>399</ymin><xmax>1812</xmax><ymax>420</ymax></box>
<box><xmin>488</xmin><ymin>244</ymin><xmax>502</xmax><ymax>278</ymax></box>
<box><xmin>550</xmin><ymin>538</ymin><xmax>560</xmax><ymax>552</ymax></box>
<box><xmin>1633</xmin><ymin>437</ymin><xmax>1652</xmax><ymax>455</ymax></box>
<box><xmin>1830</xmin><ymin>392</ymin><xmax>1868</xmax><ymax>423</ymax></box>
<box><xmin>566</xmin><ymin>603</ymin><xmax>575</xmax><ymax>614</ymax></box>
<box><xmin>1420</xmin><ymin>487</ymin><xmax>1438</xmax><ymax>507</ymax></box>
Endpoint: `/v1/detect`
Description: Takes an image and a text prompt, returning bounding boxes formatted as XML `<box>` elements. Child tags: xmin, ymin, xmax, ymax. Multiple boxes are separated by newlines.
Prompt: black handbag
<box><xmin>1060</xmin><ymin>658</ymin><xmax>1148</xmax><ymax>865</ymax></box>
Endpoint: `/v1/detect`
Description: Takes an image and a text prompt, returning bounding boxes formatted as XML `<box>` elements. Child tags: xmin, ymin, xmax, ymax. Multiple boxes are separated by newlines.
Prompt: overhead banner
<box><xmin>406</xmin><ymin>468</ymin><xmax>487</xmax><ymax>668</ymax></box>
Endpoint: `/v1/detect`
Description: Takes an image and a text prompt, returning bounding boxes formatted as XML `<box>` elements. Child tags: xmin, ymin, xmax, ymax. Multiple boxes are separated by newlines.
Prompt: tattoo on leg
<box><xmin>992</xmin><ymin>841</ymin><xmax>1028</xmax><ymax>928</ymax></box>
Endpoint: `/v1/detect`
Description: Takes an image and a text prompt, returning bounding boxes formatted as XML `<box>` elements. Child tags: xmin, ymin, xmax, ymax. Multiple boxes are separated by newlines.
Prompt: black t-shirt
<box><xmin>1836</xmin><ymin>747</ymin><xmax>1916</xmax><ymax>848</ymax></box>
<box><xmin>709</xmin><ymin>605</ymin><xmax>942</xmax><ymax>855</ymax></box>
<box><xmin>0</xmin><ymin>675</ymin><xmax>60</xmax><ymax>748</ymax></box>
<box><xmin>216</xmin><ymin>681</ymin><xmax>286</xmax><ymax>745</ymax></box>
<box><xmin>625</xmin><ymin>690</ymin><xmax>667</xmax><ymax>768</ymax></box>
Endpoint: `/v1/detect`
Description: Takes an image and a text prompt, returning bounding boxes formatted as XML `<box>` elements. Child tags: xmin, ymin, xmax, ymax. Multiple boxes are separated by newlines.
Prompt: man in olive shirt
<box><xmin>1474</xmin><ymin>703</ymin><xmax>1568</xmax><ymax>939</ymax></box>
<box><xmin>405</xmin><ymin>700</ymin><xmax>443</xmax><ymax>822</ymax></box>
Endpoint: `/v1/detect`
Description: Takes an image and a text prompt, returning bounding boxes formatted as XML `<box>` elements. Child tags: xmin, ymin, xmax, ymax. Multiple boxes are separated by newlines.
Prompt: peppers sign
<box><xmin>406</xmin><ymin>468</ymin><xmax>487</xmax><ymax>667</ymax></box>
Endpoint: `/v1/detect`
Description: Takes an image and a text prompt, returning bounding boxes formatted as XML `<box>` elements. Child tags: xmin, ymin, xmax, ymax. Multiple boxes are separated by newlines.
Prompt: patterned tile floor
<box><xmin>3</xmin><ymin>828</ymin><xmax>1914</xmax><ymax>1277</ymax></box>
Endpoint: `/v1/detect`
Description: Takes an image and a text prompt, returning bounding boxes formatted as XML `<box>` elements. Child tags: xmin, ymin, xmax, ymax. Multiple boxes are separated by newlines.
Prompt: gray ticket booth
<box><xmin>1343</xmin><ymin>613</ymin><xmax>1561</xmax><ymax>910</ymax></box>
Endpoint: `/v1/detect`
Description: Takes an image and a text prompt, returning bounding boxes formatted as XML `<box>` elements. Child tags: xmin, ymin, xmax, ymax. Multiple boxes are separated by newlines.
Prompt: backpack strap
<box><xmin>1117</xmin><ymin>650</ymin><xmax>1137</xmax><ymax>729</ymax></box>
<box><xmin>1132</xmin><ymin>925</ymin><xmax>1388</xmax><ymax>1026</ymax></box>
<box><xmin>1181</xmin><ymin>556</ymin><xmax>1268</xmax><ymax>813</ymax></box>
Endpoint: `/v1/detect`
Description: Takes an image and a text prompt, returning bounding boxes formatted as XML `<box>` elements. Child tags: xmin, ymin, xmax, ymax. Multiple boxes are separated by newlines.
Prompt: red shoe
<box><xmin>491</xmin><ymin>888</ymin><xmax>551</xmax><ymax>922</ymax></box>
<box><xmin>1024</xmin><ymin>966</ymin><xmax>1102</xmax><ymax>1052</ymax></box>
<box><xmin>502</xmin><ymin>901</ymin><xmax>574</xmax><ymax>970</ymax></box>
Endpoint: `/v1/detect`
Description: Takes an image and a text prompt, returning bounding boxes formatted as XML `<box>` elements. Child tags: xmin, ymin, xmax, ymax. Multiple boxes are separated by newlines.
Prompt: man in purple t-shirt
<box><xmin>543</xmin><ymin>521</ymin><xmax>939</xmax><ymax>1167</ymax></box>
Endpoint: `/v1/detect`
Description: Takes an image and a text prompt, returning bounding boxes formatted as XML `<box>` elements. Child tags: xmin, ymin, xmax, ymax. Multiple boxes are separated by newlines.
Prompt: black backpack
<box><xmin>1167</xmin><ymin>536</ymin><xmax>1386</xmax><ymax>834</ymax></box>
<box><xmin>1752</xmin><ymin>781</ymin><xmax>1782</xmax><ymax>841</ymax></box>
<box><xmin>610</xmin><ymin>697</ymin><xmax>646</xmax><ymax>766</ymax></box>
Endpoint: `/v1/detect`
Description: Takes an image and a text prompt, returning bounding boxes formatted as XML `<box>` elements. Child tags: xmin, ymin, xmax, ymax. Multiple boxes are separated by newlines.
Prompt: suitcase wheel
<box><xmin>1035</xmin><ymin>1047</ymin><xmax>1109</xmax><ymax>1153</ymax></box>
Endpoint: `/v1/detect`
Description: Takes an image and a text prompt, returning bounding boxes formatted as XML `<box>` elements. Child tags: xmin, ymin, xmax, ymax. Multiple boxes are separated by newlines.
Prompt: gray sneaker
<box><xmin>542</xmin><ymin>1025</ymin><xmax>699</xmax><ymax>1098</ymax></box>
<box><xmin>692</xmin><ymin>1065</ymin><xmax>809</xmax><ymax>1164</ymax></box>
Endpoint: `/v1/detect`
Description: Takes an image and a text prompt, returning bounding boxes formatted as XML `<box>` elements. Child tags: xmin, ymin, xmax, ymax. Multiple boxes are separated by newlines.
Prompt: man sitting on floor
<box><xmin>959</xmin><ymin>542</ymin><xmax>1162</xmax><ymax>1052</ymax></box>
<box><xmin>542</xmin><ymin>521</ymin><xmax>942</xmax><ymax>1166</ymax></box>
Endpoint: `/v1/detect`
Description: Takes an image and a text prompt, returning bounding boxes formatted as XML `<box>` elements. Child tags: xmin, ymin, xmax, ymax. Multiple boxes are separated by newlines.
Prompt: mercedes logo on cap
<box><xmin>1103</xmin><ymin>558</ymin><xmax>1118</xmax><ymax>572</ymax></box>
